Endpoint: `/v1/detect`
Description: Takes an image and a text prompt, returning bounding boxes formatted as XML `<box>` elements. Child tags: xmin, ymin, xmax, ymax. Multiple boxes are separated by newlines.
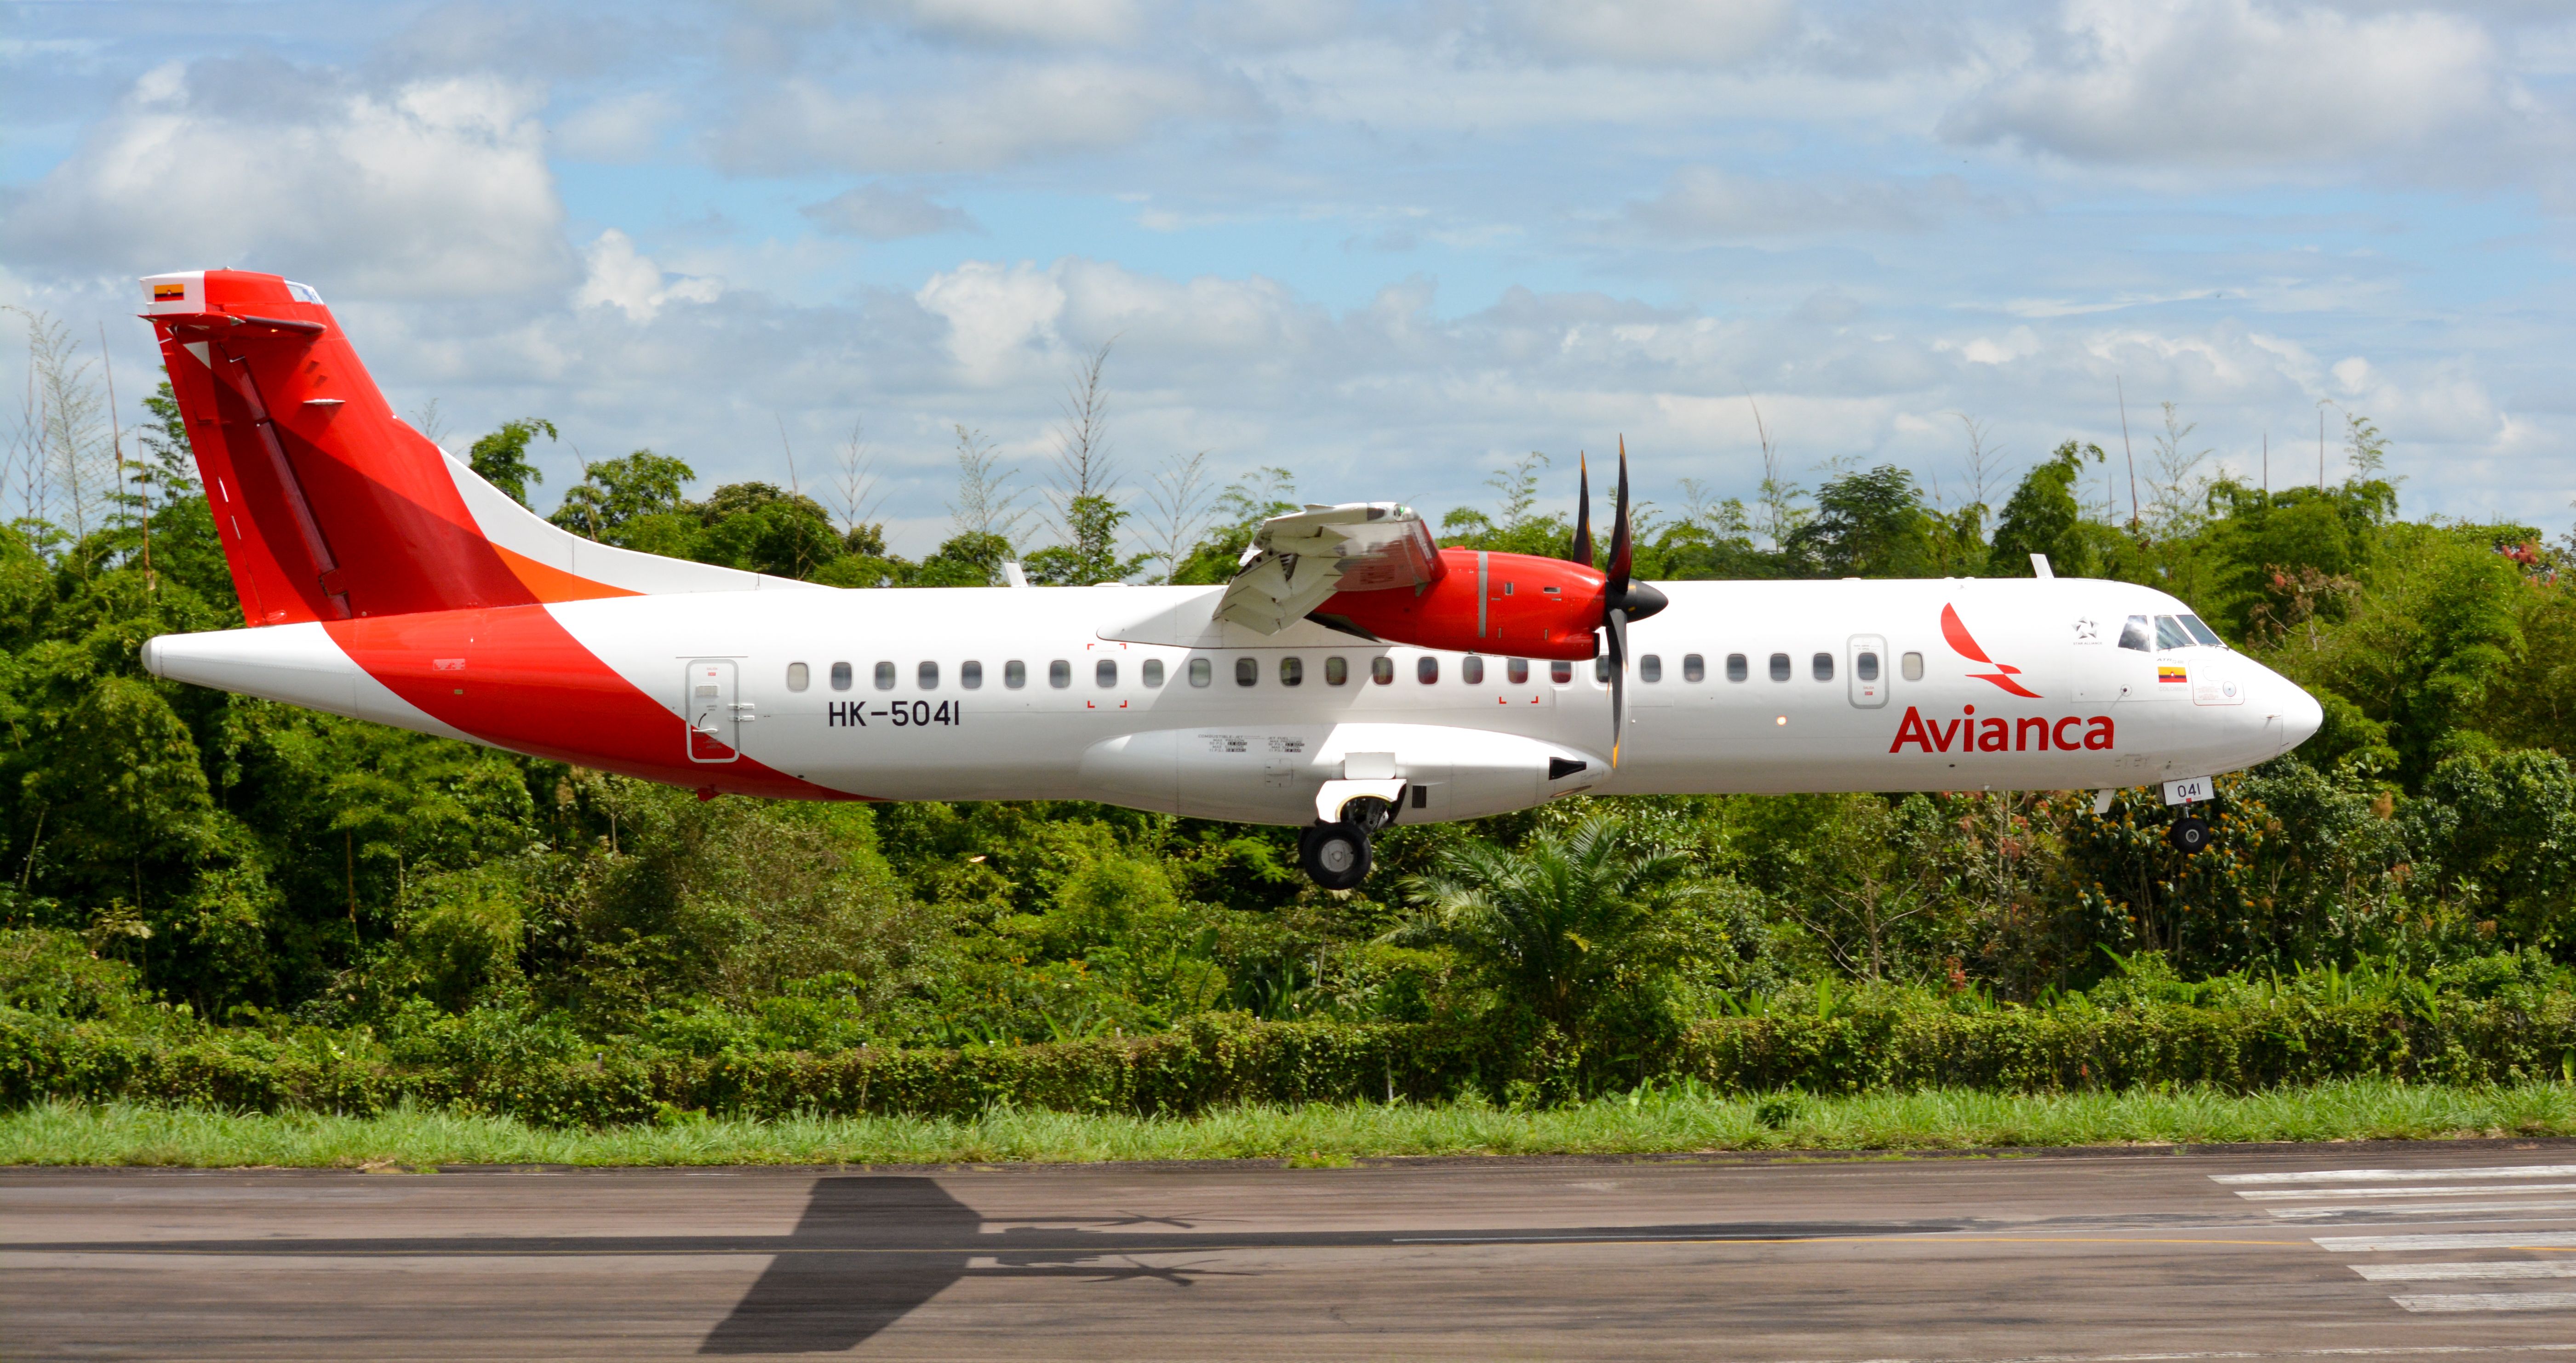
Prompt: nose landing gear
<box><xmin>1300</xmin><ymin>793</ymin><xmax>1397</xmax><ymax>890</ymax></box>
<box><xmin>2167</xmin><ymin>814</ymin><xmax>2211</xmax><ymax>854</ymax></box>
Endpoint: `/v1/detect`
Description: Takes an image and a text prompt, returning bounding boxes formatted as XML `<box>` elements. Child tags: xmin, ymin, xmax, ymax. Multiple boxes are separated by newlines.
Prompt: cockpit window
<box><xmin>2154</xmin><ymin>616</ymin><xmax>2192</xmax><ymax>651</ymax></box>
<box><xmin>2180</xmin><ymin>614</ymin><xmax>2225</xmax><ymax>648</ymax></box>
<box><xmin>2118</xmin><ymin>616</ymin><xmax>2152</xmax><ymax>652</ymax></box>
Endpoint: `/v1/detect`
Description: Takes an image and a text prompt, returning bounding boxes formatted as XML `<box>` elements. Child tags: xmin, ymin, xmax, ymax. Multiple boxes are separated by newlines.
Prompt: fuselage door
<box><xmin>1847</xmin><ymin>634</ymin><xmax>1888</xmax><ymax>708</ymax></box>
<box><xmin>686</xmin><ymin>659</ymin><xmax>739</xmax><ymax>763</ymax></box>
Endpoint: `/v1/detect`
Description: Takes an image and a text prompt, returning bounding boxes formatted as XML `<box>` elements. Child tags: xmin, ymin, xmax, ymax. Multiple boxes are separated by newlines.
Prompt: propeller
<box><xmin>1597</xmin><ymin>437</ymin><xmax>1669</xmax><ymax>768</ymax></box>
<box><xmin>1569</xmin><ymin>454</ymin><xmax>1593</xmax><ymax>568</ymax></box>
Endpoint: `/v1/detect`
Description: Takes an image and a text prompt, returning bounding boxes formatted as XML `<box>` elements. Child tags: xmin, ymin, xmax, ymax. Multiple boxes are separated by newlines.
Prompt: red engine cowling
<box><xmin>1311</xmin><ymin>548</ymin><xmax>1605</xmax><ymax>661</ymax></box>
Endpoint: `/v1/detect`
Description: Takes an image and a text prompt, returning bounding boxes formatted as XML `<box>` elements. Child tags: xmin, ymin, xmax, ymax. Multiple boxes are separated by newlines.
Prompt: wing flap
<box><xmin>1214</xmin><ymin>502</ymin><xmax>1443</xmax><ymax>634</ymax></box>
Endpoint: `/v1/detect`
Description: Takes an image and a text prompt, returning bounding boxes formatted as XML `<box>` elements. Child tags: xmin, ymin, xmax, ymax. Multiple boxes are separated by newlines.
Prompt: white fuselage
<box><xmin>151</xmin><ymin>575</ymin><xmax>2319</xmax><ymax>827</ymax></box>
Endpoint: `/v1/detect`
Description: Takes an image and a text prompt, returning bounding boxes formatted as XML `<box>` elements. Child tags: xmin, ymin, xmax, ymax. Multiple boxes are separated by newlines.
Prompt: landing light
<box><xmin>1775</xmin><ymin>715</ymin><xmax>1787</xmax><ymax>726</ymax></box>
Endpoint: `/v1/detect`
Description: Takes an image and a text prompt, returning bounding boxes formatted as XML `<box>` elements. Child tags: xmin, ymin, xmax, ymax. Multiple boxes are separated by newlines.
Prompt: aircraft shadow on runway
<box><xmin>13</xmin><ymin>1174</ymin><xmax>1961</xmax><ymax>1355</ymax></box>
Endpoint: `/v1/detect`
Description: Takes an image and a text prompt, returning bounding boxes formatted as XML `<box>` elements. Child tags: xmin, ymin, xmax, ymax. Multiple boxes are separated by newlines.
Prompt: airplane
<box><xmin>135</xmin><ymin>269</ymin><xmax>2323</xmax><ymax>889</ymax></box>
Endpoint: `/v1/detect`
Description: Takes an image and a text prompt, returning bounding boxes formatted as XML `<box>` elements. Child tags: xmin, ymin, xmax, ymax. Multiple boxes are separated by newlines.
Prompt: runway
<box><xmin>13</xmin><ymin>1142</ymin><xmax>2576</xmax><ymax>1361</ymax></box>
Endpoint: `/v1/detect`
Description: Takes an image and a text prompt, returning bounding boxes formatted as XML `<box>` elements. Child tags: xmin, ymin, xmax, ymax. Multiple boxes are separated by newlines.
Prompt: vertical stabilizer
<box><xmin>141</xmin><ymin>270</ymin><xmax>817</xmax><ymax>625</ymax></box>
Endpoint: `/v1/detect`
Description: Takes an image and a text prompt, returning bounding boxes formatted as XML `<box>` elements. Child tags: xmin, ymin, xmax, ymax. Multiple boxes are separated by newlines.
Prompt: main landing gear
<box><xmin>1299</xmin><ymin>794</ymin><xmax>1398</xmax><ymax>891</ymax></box>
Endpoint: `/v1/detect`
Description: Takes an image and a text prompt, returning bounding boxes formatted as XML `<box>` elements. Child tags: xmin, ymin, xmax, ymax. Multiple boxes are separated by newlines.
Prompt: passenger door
<box><xmin>685</xmin><ymin>659</ymin><xmax>739</xmax><ymax>763</ymax></box>
<box><xmin>1846</xmin><ymin>634</ymin><xmax>1888</xmax><ymax>708</ymax></box>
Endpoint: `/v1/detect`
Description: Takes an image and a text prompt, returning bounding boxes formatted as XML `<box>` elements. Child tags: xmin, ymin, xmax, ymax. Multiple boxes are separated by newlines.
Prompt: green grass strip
<box><xmin>9</xmin><ymin>1080</ymin><xmax>2576</xmax><ymax>1168</ymax></box>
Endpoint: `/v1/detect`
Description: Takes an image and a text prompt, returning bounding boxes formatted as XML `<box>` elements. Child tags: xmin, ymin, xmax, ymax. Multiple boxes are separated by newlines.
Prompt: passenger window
<box><xmin>1188</xmin><ymin>657</ymin><xmax>1211</xmax><ymax>687</ymax></box>
<box><xmin>831</xmin><ymin>662</ymin><xmax>853</xmax><ymax>691</ymax></box>
<box><xmin>1005</xmin><ymin>660</ymin><xmax>1027</xmax><ymax>689</ymax></box>
<box><xmin>1901</xmin><ymin>651</ymin><xmax>1923</xmax><ymax>681</ymax></box>
<box><xmin>1812</xmin><ymin>652</ymin><xmax>1833</xmax><ymax>682</ymax></box>
<box><xmin>1727</xmin><ymin>653</ymin><xmax>1748</xmax><ymax>682</ymax></box>
<box><xmin>1096</xmin><ymin>659</ymin><xmax>1117</xmax><ymax>687</ymax></box>
<box><xmin>1551</xmin><ymin>660</ymin><xmax>1573</xmax><ymax>684</ymax></box>
<box><xmin>1640</xmin><ymin>654</ymin><xmax>1661</xmax><ymax>683</ymax></box>
<box><xmin>1462</xmin><ymin>656</ymin><xmax>1484</xmax><ymax>684</ymax></box>
<box><xmin>1769</xmin><ymin>652</ymin><xmax>1790</xmax><ymax>682</ymax></box>
<box><xmin>1281</xmin><ymin>656</ymin><xmax>1304</xmax><ymax>686</ymax></box>
<box><xmin>1507</xmin><ymin>657</ymin><xmax>1529</xmax><ymax>684</ymax></box>
<box><xmin>961</xmin><ymin>661</ymin><xmax>983</xmax><ymax>690</ymax></box>
<box><xmin>919</xmin><ymin>661</ymin><xmax>939</xmax><ymax>690</ymax></box>
<box><xmin>1594</xmin><ymin>656</ymin><xmax>1610</xmax><ymax>683</ymax></box>
<box><xmin>1048</xmin><ymin>660</ymin><xmax>1070</xmax><ymax>689</ymax></box>
<box><xmin>1325</xmin><ymin>656</ymin><xmax>1348</xmax><ymax>685</ymax></box>
<box><xmin>874</xmin><ymin>661</ymin><xmax>896</xmax><ymax>690</ymax></box>
<box><xmin>1142</xmin><ymin>659</ymin><xmax>1164</xmax><ymax>688</ymax></box>
<box><xmin>1236</xmin><ymin>657</ymin><xmax>1258</xmax><ymax>687</ymax></box>
<box><xmin>1418</xmin><ymin>656</ymin><xmax>1440</xmax><ymax>684</ymax></box>
<box><xmin>1856</xmin><ymin>651</ymin><xmax>1879</xmax><ymax>682</ymax></box>
<box><xmin>2155</xmin><ymin>615</ymin><xmax>2191</xmax><ymax>650</ymax></box>
<box><xmin>1371</xmin><ymin>656</ymin><xmax>1394</xmax><ymax>684</ymax></box>
<box><xmin>2118</xmin><ymin>615</ymin><xmax>2152</xmax><ymax>652</ymax></box>
<box><xmin>2181</xmin><ymin>614</ymin><xmax>2225</xmax><ymax>648</ymax></box>
<box><xmin>786</xmin><ymin>662</ymin><xmax>809</xmax><ymax>692</ymax></box>
<box><xmin>1683</xmin><ymin>654</ymin><xmax>1704</xmax><ymax>683</ymax></box>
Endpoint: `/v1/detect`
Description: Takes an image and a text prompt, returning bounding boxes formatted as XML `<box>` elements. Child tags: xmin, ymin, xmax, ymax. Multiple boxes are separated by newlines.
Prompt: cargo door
<box><xmin>686</xmin><ymin>659</ymin><xmax>739</xmax><ymax>763</ymax></box>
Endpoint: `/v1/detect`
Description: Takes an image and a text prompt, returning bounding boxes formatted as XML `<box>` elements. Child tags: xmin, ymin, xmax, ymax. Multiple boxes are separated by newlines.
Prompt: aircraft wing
<box><xmin>1215</xmin><ymin>502</ymin><xmax>1445</xmax><ymax>634</ymax></box>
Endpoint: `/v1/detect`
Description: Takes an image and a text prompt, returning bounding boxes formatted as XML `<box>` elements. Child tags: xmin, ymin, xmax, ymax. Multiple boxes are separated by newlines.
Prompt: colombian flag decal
<box><xmin>152</xmin><ymin>283</ymin><xmax>186</xmax><ymax>302</ymax></box>
<box><xmin>2158</xmin><ymin>665</ymin><xmax>2189</xmax><ymax>684</ymax></box>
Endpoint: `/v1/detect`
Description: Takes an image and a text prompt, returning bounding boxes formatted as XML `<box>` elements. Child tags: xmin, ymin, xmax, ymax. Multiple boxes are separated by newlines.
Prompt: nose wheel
<box><xmin>2168</xmin><ymin>814</ymin><xmax>2211</xmax><ymax>854</ymax></box>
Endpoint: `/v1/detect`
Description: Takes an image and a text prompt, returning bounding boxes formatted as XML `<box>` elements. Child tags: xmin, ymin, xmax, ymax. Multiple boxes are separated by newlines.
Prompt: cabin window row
<box><xmin>1192</xmin><ymin>655</ymin><xmax>1612</xmax><ymax>687</ymax></box>
<box><xmin>784</xmin><ymin>659</ymin><xmax>1169</xmax><ymax>692</ymax></box>
<box><xmin>1631</xmin><ymin>650</ymin><xmax>1927</xmax><ymax>684</ymax></box>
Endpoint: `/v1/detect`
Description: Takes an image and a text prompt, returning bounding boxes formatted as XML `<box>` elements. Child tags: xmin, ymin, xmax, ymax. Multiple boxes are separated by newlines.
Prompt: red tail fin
<box><xmin>143</xmin><ymin>270</ymin><xmax>807</xmax><ymax>624</ymax></box>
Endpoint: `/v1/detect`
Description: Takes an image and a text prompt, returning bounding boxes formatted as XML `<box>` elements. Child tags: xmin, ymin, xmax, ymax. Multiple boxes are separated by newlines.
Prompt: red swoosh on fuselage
<box><xmin>326</xmin><ymin>605</ymin><xmax>858</xmax><ymax>800</ymax></box>
<box><xmin>1941</xmin><ymin>603</ymin><xmax>2043</xmax><ymax>697</ymax></box>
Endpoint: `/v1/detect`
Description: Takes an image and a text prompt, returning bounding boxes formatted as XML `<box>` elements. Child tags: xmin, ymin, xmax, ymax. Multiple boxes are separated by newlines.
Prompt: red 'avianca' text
<box><xmin>1890</xmin><ymin>705</ymin><xmax>2113</xmax><ymax>754</ymax></box>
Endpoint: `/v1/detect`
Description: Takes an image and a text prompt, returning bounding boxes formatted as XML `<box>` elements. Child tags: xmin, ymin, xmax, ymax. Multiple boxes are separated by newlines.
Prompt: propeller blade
<box><xmin>1570</xmin><ymin>454</ymin><xmax>1593</xmax><ymax>566</ymax></box>
<box><xmin>1606</xmin><ymin>436</ymin><xmax>1633</xmax><ymax>588</ymax></box>
<box><xmin>1606</xmin><ymin>606</ymin><xmax>1628</xmax><ymax>768</ymax></box>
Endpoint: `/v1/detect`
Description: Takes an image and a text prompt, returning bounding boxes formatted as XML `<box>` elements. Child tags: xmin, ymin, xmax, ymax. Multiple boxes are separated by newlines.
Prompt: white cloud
<box><xmin>716</xmin><ymin>61</ymin><xmax>1259</xmax><ymax>173</ymax></box>
<box><xmin>915</xmin><ymin>260</ymin><xmax>1068</xmax><ymax>383</ymax></box>
<box><xmin>801</xmin><ymin>183</ymin><xmax>981</xmax><ymax>239</ymax></box>
<box><xmin>851</xmin><ymin>0</ymin><xmax>1144</xmax><ymax>46</ymax></box>
<box><xmin>1621</xmin><ymin>167</ymin><xmax>1980</xmax><ymax>239</ymax></box>
<box><xmin>0</xmin><ymin>58</ymin><xmax>572</xmax><ymax>298</ymax></box>
<box><xmin>1941</xmin><ymin>0</ymin><xmax>2540</xmax><ymax>171</ymax></box>
<box><xmin>575</xmin><ymin>229</ymin><xmax>720</xmax><ymax>323</ymax></box>
<box><xmin>554</xmin><ymin>90</ymin><xmax>678</xmax><ymax>162</ymax></box>
<box><xmin>1491</xmin><ymin>0</ymin><xmax>1795</xmax><ymax>67</ymax></box>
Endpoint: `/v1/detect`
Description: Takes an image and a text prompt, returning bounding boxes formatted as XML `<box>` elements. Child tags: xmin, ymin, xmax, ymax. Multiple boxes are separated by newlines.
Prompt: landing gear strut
<box><xmin>1300</xmin><ymin>794</ymin><xmax>1397</xmax><ymax>890</ymax></box>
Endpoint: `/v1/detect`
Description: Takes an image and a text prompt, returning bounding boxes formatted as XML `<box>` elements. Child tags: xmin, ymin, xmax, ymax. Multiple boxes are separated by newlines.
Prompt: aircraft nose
<box><xmin>2278</xmin><ymin>677</ymin><xmax>2324</xmax><ymax>755</ymax></box>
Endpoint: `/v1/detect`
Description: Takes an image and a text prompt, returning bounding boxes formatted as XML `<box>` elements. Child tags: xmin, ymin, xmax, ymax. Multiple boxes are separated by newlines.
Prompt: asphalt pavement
<box><xmin>13</xmin><ymin>1141</ymin><xmax>2576</xmax><ymax>1360</ymax></box>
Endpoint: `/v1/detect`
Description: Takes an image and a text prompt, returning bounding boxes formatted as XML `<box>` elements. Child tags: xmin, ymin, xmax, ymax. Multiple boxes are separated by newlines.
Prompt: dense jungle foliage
<box><xmin>4</xmin><ymin>323</ymin><xmax>2575</xmax><ymax>1111</ymax></box>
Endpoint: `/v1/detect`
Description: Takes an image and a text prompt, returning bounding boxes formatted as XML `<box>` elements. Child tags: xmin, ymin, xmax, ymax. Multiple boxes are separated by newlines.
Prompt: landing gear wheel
<box><xmin>2168</xmin><ymin>815</ymin><xmax>2211</xmax><ymax>854</ymax></box>
<box><xmin>1299</xmin><ymin>822</ymin><xmax>1372</xmax><ymax>890</ymax></box>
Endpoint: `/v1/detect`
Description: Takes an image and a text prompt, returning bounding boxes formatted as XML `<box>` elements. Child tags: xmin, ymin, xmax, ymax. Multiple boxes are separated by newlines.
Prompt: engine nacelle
<box><xmin>1311</xmin><ymin>548</ymin><xmax>1605</xmax><ymax>661</ymax></box>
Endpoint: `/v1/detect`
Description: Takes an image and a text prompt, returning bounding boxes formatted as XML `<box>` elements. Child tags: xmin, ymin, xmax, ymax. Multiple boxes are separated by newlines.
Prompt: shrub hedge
<box><xmin>11</xmin><ymin>992</ymin><xmax>2576</xmax><ymax>1127</ymax></box>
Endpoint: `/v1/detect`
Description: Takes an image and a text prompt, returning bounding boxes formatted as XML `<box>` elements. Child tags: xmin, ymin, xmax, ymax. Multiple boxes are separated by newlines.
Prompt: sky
<box><xmin>4</xmin><ymin>0</ymin><xmax>2571</xmax><ymax>559</ymax></box>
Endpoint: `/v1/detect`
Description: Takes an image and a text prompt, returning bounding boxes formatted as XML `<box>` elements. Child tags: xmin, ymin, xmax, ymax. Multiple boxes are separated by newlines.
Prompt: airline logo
<box><xmin>1892</xmin><ymin>603</ymin><xmax>2113</xmax><ymax>755</ymax></box>
<box><xmin>2158</xmin><ymin>665</ymin><xmax>2188</xmax><ymax>684</ymax></box>
<box><xmin>152</xmin><ymin>282</ymin><xmax>187</xmax><ymax>302</ymax></box>
<box><xmin>1941</xmin><ymin>604</ymin><xmax>2041</xmax><ymax>698</ymax></box>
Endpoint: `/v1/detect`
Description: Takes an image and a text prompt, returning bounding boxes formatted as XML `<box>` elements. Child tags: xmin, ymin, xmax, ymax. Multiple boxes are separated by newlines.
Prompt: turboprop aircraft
<box><xmin>136</xmin><ymin>269</ymin><xmax>2322</xmax><ymax>888</ymax></box>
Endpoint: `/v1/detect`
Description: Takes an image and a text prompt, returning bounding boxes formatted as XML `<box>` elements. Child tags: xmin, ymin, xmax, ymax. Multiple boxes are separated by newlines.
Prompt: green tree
<box><xmin>1023</xmin><ymin>494</ymin><xmax>1149</xmax><ymax>586</ymax></box>
<box><xmin>1787</xmin><ymin>465</ymin><xmax>1935</xmax><ymax>578</ymax></box>
<box><xmin>1988</xmin><ymin>442</ymin><xmax>2107</xmax><ymax>578</ymax></box>
<box><xmin>548</xmin><ymin>450</ymin><xmax>697</xmax><ymax>542</ymax></box>
<box><xmin>468</xmin><ymin>418</ymin><xmax>557</xmax><ymax>508</ymax></box>
<box><xmin>1396</xmin><ymin>814</ymin><xmax>1713</xmax><ymax>1031</ymax></box>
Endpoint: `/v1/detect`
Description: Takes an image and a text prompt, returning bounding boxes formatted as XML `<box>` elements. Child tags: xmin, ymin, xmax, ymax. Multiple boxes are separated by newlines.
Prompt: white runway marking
<box><xmin>2269</xmin><ymin>1198</ymin><xmax>2576</xmax><ymax>1220</ymax></box>
<box><xmin>2354</xmin><ymin>1261</ymin><xmax>2576</xmax><ymax>1282</ymax></box>
<box><xmin>2314</xmin><ymin>1232</ymin><xmax>2576</xmax><ymax>1252</ymax></box>
<box><xmin>2239</xmin><ymin>1182</ymin><xmax>2576</xmax><ymax>1201</ymax></box>
<box><xmin>2215</xmin><ymin>1164</ymin><xmax>2576</xmax><ymax>1185</ymax></box>
<box><xmin>2394</xmin><ymin>1291</ymin><xmax>2576</xmax><ymax>1313</ymax></box>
